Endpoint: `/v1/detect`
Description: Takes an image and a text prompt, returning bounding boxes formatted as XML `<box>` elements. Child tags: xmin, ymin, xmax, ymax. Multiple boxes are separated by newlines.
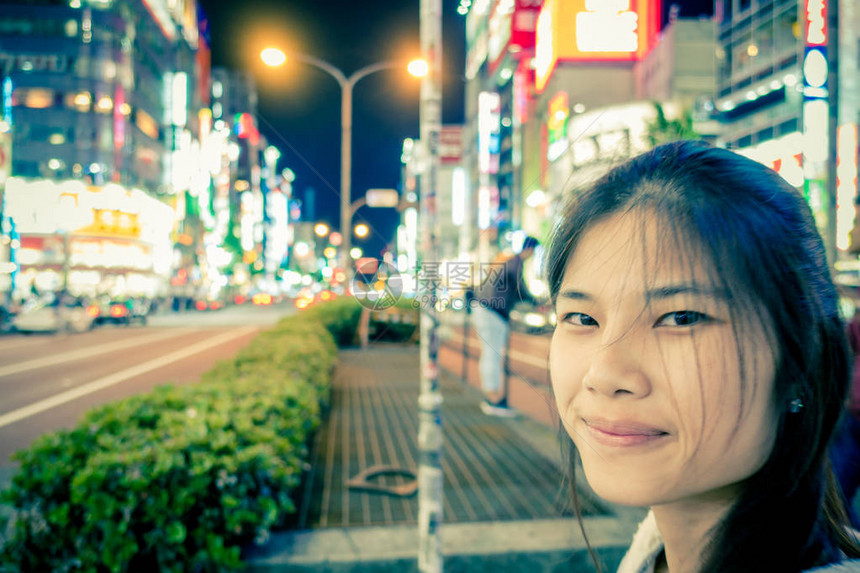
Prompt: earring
<box><xmin>788</xmin><ymin>398</ymin><xmax>804</xmax><ymax>413</ymax></box>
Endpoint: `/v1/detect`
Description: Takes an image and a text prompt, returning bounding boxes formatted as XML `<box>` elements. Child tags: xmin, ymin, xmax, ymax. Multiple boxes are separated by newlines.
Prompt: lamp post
<box><xmin>417</xmin><ymin>0</ymin><xmax>443</xmax><ymax>569</ymax></box>
<box><xmin>261</xmin><ymin>48</ymin><xmax>414</xmax><ymax>270</ymax></box>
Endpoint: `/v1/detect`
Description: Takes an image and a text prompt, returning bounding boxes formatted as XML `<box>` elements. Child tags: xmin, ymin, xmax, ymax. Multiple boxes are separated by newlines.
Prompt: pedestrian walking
<box><xmin>472</xmin><ymin>235</ymin><xmax>540</xmax><ymax>417</ymax></box>
<box><xmin>547</xmin><ymin>141</ymin><xmax>860</xmax><ymax>572</ymax></box>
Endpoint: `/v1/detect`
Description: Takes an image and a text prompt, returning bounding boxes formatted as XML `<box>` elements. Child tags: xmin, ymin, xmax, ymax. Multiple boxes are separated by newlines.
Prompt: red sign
<box><xmin>805</xmin><ymin>0</ymin><xmax>827</xmax><ymax>46</ymax></box>
<box><xmin>439</xmin><ymin>126</ymin><xmax>463</xmax><ymax>165</ymax></box>
<box><xmin>488</xmin><ymin>0</ymin><xmax>543</xmax><ymax>73</ymax></box>
<box><xmin>511</xmin><ymin>0</ymin><xmax>543</xmax><ymax>51</ymax></box>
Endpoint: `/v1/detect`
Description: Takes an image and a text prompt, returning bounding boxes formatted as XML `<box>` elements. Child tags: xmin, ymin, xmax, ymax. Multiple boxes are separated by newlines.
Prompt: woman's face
<box><xmin>550</xmin><ymin>211</ymin><xmax>779</xmax><ymax>508</ymax></box>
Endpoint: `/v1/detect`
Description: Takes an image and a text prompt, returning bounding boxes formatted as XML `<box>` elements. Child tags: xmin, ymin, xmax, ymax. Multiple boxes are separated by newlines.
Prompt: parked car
<box><xmin>13</xmin><ymin>296</ymin><xmax>96</xmax><ymax>334</ymax></box>
<box><xmin>93</xmin><ymin>297</ymin><xmax>150</xmax><ymax>326</ymax></box>
<box><xmin>193</xmin><ymin>296</ymin><xmax>226</xmax><ymax>311</ymax></box>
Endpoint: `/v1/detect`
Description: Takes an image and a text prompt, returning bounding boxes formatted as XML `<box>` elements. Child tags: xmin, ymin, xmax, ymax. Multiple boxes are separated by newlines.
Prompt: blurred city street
<box><xmin>1</xmin><ymin>0</ymin><xmax>859</xmax><ymax>569</ymax></box>
<box><xmin>0</xmin><ymin>301</ymin><xmax>294</xmax><ymax>474</ymax></box>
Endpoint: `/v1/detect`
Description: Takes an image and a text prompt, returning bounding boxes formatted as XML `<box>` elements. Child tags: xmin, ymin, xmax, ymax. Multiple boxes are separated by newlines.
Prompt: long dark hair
<box><xmin>547</xmin><ymin>140</ymin><xmax>860</xmax><ymax>571</ymax></box>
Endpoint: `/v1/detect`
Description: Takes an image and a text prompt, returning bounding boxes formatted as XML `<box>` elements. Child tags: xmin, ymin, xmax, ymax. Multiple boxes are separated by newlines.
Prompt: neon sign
<box><xmin>802</xmin><ymin>0</ymin><xmax>829</xmax><ymax>238</ymax></box>
<box><xmin>576</xmin><ymin>0</ymin><xmax>639</xmax><ymax>53</ymax></box>
<box><xmin>805</xmin><ymin>0</ymin><xmax>827</xmax><ymax>46</ymax></box>
<box><xmin>534</xmin><ymin>0</ymin><xmax>661</xmax><ymax>93</ymax></box>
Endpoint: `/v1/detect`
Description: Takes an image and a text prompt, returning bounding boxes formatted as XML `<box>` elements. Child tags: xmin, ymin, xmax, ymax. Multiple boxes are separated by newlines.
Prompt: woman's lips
<box><xmin>582</xmin><ymin>417</ymin><xmax>669</xmax><ymax>448</ymax></box>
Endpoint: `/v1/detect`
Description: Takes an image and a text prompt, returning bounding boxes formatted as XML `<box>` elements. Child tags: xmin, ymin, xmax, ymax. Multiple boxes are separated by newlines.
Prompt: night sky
<box><xmin>196</xmin><ymin>0</ymin><xmax>715</xmax><ymax>259</ymax></box>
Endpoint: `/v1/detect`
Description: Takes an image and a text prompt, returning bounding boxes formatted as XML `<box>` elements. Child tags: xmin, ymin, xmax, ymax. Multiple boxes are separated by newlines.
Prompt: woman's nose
<box><xmin>581</xmin><ymin>331</ymin><xmax>652</xmax><ymax>398</ymax></box>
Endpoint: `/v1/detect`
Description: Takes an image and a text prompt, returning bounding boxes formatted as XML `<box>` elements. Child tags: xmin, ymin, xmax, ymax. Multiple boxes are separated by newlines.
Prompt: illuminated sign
<box><xmin>513</xmin><ymin>59</ymin><xmax>531</xmax><ymax>124</ymax></box>
<box><xmin>567</xmin><ymin>101</ymin><xmax>662</xmax><ymax>168</ymax></box>
<box><xmin>837</xmin><ymin>124</ymin><xmax>858</xmax><ymax>250</ymax></box>
<box><xmin>546</xmin><ymin>91</ymin><xmax>569</xmax><ymax>161</ymax></box>
<box><xmin>802</xmin><ymin>0</ymin><xmax>829</xmax><ymax>235</ymax></box>
<box><xmin>141</xmin><ymin>0</ymin><xmax>178</xmax><ymax>41</ymax></box>
<box><xmin>488</xmin><ymin>0</ymin><xmax>514</xmax><ymax>71</ymax></box>
<box><xmin>737</xmin><ymin>131</ymin><xmax>804</xmax><ymax>189</ymax></box>
<box><xmin>487</xmin><ymin>0</ymin><xmax>542</xmax><ymax>74</ymax></box>
<box><xmin>439</xmin><ymin>126</ymin><xmax>464</xmax><ymax>165</ymax></box>
<box><xmin>738</xmin><ymin>124</ymin><xmax>855</xmax><ymax>249</ymax></box>
<box><xmin>478</xmin><ymin>185</ymin><xmax>493</xmax><ymax>229</ymax></box>
<box><xmin>4</xmin><ymin>178</ymin><xmax>174</xmax><ymax>243</ymax></box>
<box><xmin>805</xmin><ymin>0</ymin><xmax>827</xmax><ymax>46</ymax></box>
<box><xmin>478</xmin><ymin>91</ymin><xmax>501</xmax><ymax>174</ymax></box>
<box><xmin>235</xmin><ymin>112</ymin><xmax>260</xmax><ymax>146</ymax></box>
<box><xmin>534</xmin><ymin>0</ymin><xmax>661</xmax><ymax>93</ymax></box>
<box><xmin>452</xmin><ymin>167</ymin><xmax>466</xmax><ymax>226</ymax></box>
<box><xmin>0</xmin><ymin>54</ymin><xmax>71</xmax><ymax>74</ymax></box>
<box><xmin>466</xmin><ymin>3</ymin><xmax>490</xmax><ymax>80</ymax></box>
<box><xmin>511</xmin><ymin>0</ymin><xmax>543</xmax><ymax>50</ymax></box>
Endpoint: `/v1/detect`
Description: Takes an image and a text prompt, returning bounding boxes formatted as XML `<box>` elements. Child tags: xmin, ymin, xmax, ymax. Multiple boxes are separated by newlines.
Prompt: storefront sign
<box><xmin>478</xmin><ymin>92</ymin><xmax>501</xmax><ymax>174</ymax></box>
<box><xmin>802</xmin><ymin>0</ymin><xmax>829</xmax><ymax>203</ymax></box>
<box><xmin>439</xmin><ymin>126</ymin><xmax>464</xmax><ymax>165</ymax></box>
<box><xmin>546</xmin><ymin>91</ymin><xmax>569</xmax><ymax>161</ymax></box>
<box><xmin>488</xmin><ymin>0</ymin><xmax>542</xmax><ymax>73</ymax></box>
<box><xmin>0</xmin><ymin>54</ymin><xmax>71</xmax><ymax>75</ymax></box>
<box><xmin>534</xmin><ymin>0</ymin><xmax>661</xmax><ymax>93</ymax></box>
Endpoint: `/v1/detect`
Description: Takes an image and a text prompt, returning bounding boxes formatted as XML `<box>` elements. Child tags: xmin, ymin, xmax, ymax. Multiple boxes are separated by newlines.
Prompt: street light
<box><xmin>261</xmin><ymin>47</ymin><xmax>426</xmax><ymax>270</ymax></box>
<box><xmin>313</xmin><ymin>222</ymin><xmax>329</xmax><ymax>237</ymax></box>
<box><xmin>354</xmin><ymin>223</ymin><xmax>369</xmax><ymax>238</ymax></box>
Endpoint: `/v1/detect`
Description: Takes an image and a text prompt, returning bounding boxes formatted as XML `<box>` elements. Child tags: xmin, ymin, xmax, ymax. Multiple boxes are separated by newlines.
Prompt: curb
<box><xmin>244</xmin><ymin>516</ymin><xmax>632</xmax><ymax>572</ymax></box>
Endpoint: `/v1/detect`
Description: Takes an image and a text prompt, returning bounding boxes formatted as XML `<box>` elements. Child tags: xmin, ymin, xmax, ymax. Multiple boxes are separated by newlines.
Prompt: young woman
<box><xmin>547</xmin><ymin>141</ymin><xmax>860</xmax><ymax>572</ymax></box>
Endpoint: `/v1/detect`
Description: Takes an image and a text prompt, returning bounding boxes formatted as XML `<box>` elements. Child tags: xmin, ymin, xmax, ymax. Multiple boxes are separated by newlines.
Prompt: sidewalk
<box><xmin>245</xmin><ymin>344</ymin><xmax>646</xmax><ymax>572</ymax></box>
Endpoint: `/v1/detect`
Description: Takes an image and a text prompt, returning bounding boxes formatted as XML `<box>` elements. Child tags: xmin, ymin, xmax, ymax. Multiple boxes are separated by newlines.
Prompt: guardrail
<box><xmin>437</xmin><ymin>311</ymin><xmax>557</xmax><ymax>428</ymax></box>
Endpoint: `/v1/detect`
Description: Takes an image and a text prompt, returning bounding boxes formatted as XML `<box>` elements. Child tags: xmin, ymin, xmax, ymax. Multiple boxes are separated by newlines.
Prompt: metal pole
<box><xmin>825</xmin><ymin>0</ymin><xmax>839</xmax><ymax>269</ymax></box>
<box><xmin>417</xmin><ymin>0</ymin><xmax>443</xmax><ymax>570</ymax></box>
<box><xmin>341</xmin><ymin>81</ymin><xmax>353</xmax><ymax>272</ymax></box>
<box><xmin>288</xmin><ymin>54</ymin><xmax>396</xmax><ymax>272</ymax></box>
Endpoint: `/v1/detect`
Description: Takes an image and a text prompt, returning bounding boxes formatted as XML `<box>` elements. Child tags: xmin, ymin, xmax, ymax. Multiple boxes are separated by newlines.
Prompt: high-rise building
<box><xmin>0</xmin><ymin>0</ymin><xmax>209</xmax><ymax>299</ymax></box>
<box><xmin>0</xmin><ymin>0</ymin><xmax>203</xmax><ymax>189</ymax></box>
<box><xmin>713</xmin><ymin>0</ymin><xmax>859</xmax><ymax>255</ymax></box>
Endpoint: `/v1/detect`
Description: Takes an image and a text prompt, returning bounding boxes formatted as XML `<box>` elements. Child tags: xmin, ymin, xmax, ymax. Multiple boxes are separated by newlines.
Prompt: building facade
<box><xmin>459</xmin><ymin>0</ymin><xmax>717</xmax><ymax>296</ymax></box>
<box><xmin>0</xmin><ymin>0</ymin><xmax>275</xmax><ymax>305</ymax></box>
<box><xmin>713</xmin><ymin>0</ymin><xmax>859</xmax><ymax>257</ymax></box>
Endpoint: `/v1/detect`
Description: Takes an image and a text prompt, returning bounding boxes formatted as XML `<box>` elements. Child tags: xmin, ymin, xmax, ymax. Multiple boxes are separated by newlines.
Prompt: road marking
<box><xmin>0</xmin><ymin>337</ymin><xmax>55</xmax><ymax>352</ymax></box>
<box><xmin>0</xmin><ymin>326</ymin><xmax>257</xmax><ymax>429</ymax></box>
<box><xmin>0</xmin><ymin>329</ymin><xmax>194</xmax><ymax>378</ymax></box>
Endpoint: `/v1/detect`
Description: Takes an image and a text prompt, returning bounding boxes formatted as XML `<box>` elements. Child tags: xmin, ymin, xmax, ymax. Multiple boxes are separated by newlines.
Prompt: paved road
<box><xmin>0</xmin><ymin>302</ymin><xmax>295</xmax><ymax>483</ymax></box>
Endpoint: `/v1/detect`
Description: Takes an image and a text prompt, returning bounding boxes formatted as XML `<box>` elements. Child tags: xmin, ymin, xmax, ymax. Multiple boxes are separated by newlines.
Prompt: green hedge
<box><xmin>300</xmin><ymin>297</ymin><xmax>362</xmax><ymax>347</ymax></box>
<box><xmin>0</xmin><ymin>315</ymin><xmax>337</xmax><ymax>572</ymax></box>
<box><xmin>300</xmin><ymin>295</ymin><xmax>419</xmax><ymax>346</ymax></box>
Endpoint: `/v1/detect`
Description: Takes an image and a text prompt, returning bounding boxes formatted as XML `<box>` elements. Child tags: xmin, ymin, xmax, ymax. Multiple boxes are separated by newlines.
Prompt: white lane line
<box><xmin>0</xmin><ymin>326</ymin><xmax>257</xmax><ymax>429</ymax></box>
<box><xmin>0</xmin><ymin>338</ymin><xmax>55</xmax><ymax>352</ymax></box>
<box><xmin>0</xmin><ymin>329</ymin><xmax>194</xmax><ymax>378</ymax></box>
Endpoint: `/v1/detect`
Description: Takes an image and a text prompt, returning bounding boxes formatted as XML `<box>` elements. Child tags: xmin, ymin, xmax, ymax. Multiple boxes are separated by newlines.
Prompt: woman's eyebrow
<box><xmin>557</xmin><ymin>289</ymin><xmax>590</xmax><ymax>301</ymax></box>
<box><xmin>646</xmin><ymin>284</ymin><xmax>728</xmax><ymax>301</ymax></box>
<box><xmin>557</xmin><ymin>284</ymin><xmax>727</xmax><ymax>302</ymax></box>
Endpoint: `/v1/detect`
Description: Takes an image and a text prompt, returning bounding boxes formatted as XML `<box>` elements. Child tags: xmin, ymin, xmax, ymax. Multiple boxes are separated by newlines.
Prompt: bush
<box><xmin>296</xmin><ymin>295</ymin><xmax>419</xmax><ymax>346</ymax></box>
<box><xmin>300</xmin><ymin>297</ymin><xmax>362</xmax><ymax>346</ymax></box>
<box><xmin>0</xmin><ymin>312</ymin><xmax>337</xmax><ymax>572</ymax></box>
<box><xmin>367</xmin><ymin>297</ymin><xmax>420</xmax><ymax>343</ymax></box>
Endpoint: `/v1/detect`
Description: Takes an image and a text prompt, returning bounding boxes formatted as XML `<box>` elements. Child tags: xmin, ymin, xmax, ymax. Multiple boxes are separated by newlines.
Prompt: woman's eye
<box><xmin>562</xmin><ymin>312</ymin><xmax>599</xmax><ymax>327</ymax></box>
<box><xmin>656</xmin><ymin>310</ymin><xmax>708</xmax><ymax>327</ymax></box>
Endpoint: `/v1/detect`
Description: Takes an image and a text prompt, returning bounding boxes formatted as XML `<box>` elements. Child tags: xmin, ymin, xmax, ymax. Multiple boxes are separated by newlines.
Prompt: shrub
<box><xmin>368</xmin><ymin>296</ymin><xmax>420</xmax><ymax>343</ymax></box>
<box><xmin>0</xmin><ymin>312</ymin><xmax>337</xmax><ymax>572</ymax></box>
<box><xmin>300</xmin><ymin>297</ymin><xmax>361</xmax><ymax>346</ymax></box>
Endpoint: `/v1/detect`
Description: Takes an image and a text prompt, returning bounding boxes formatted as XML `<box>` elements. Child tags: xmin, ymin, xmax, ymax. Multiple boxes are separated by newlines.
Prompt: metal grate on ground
<box><xmin>298</xmin><ymin>345</ymin><xmax>599</xmax><ymax>529</ymax></box>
